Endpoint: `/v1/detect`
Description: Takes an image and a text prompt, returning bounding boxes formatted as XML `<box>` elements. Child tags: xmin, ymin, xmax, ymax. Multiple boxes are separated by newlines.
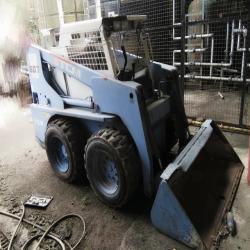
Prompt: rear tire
<box><xmin>45</xmin><ymin>118</ymin><xmax>85</xmax><ymax>183</ymax></box>
<box><xmin>85</xmin><ymin>128</ymin><xmax>141</xmax><ymax>208</ymax></box>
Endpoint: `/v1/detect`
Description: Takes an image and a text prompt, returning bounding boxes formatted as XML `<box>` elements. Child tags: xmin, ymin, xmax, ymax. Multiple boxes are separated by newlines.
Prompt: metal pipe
<box><xmin>181</xmin><ymin>14</ymin><xmax>249</xmax><ymax>27</ymax></box>
<box><xmin>174</xmin><ymin>33</ymin><xmax>213</xmax><ymax>40</ymax></box>
<box><xmin>180</xmin><ymin>0</ymin><xmax>186</xmax><ymax>101</ymax></box>
<box><xmin>173</xmin><ymin>48</ymin><xmax>207</xmax><ymax>65</ymax></box>
<box><xmin>174</xmin><ymin>48</ymin><xmax>207</xmax><ymax>53</ymax></box>
<box><xmin>172</xmin><ymin>0</ymin><xmax>177</xmax><ymax>40</ymax></box>
<box><xmin>171</xmin><ymin>0</ymin><xmax>250</xmax><ymax>110</ymax></box>
<box><xmin>172</xmin><ymin>2</ymin><xmax>249</xmax><ymax>87</ymax></box>
<box><xmin>235</xmin><ymin>20</ymin><xmax>249</xmax><ymax>52</ymax></box>
<box><xmin>173</xmin><ymin>48</ymin><xmax>208</xmax><ymax>64</ymax></box>
<box><xmin>210</xmin><ymin>37</ymin><xmax>214</xmax><ymax>76</ymax></box>
<box><xmin>234</xmin><ymin>20</ymin><xmax>247</xmax><ymax>52</ymax></box>
<box><xmin>175</xmin><ymin>20</ymin><xmax>235</xmax><ymax>68</ymax></box>
<box><xmin>172</xmin><ymin>0</ymin><xmax>213</xmax><ymax>41</ymax></box>
<box><xmin>206</xmin><ymin>24</ymin><xmax>210</xmax><ymax>47</ymax></box>
<box><xmin>241</xmin><ymin>33</ymin><xmax>247</xmax><ymax>78</ymax></box>
<box><xmin>234</xmin><ymin>29</ymin><xmax>246</xmax><ymax>33</ymax></box>
<box><xmin>239</xmin><ymin>0</ymin><xmax>250</xmax><ymax>125</ymax></box>
<box><xmin>200</xmin><ymin>0</ymin><xmax>205</xmax><ymax>84</ymax></box>
<box><xmin>175</xmin><ymin>62</ymin><xmax>233</xmax><ymax>67</ymax></box>
<box><xmin>237</xmin><ymin>18</ymin><xmax>242</xmax><ymax>50</ymax></box>
<box><xmin>172</xmin><ymin>0</ymin><xmax>214</xmax><ymax>44</ymax></box>
<box><xmin>225</xmin><ymin>22</ymin><xmax>230</xmax><ymax>61</ymax></box>
<box><xmin>184</xmin><ymin>74</ymin><xmax>250</xmax><ymax>83</ymax></box>
<box><xmin>229</xmin><ymin>20</ymin><xmax>235</xmax><ymax>66</ymax></box>
<box><xmin>172</xmin><ymin>50</ymin><xmax>175</xmax><ymax>66</ymax></box>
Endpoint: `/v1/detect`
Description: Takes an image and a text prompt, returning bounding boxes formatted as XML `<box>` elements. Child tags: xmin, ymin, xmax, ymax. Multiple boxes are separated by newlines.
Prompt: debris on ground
<box><xmin>25</xmin><ymin>194</ymin><xmax>53</xmax><ymax>208</ymax></box>
<box><xmin>27</xmin><ymin>212</ymin><xmax>54</xmax><ymax>228</ymax></box>
<box><xmin>8</xmin><ymin>202</ymin><xmax>22</xmax><ymax>215</ymax></box>
<box><xmin>82</xmin><ymin>195</ymin><xmax>91</xmax><ymax>208</ymax></box>
<box><xmin>0</xmin><ymin>201</ymin><xmax>86</xmax><ymax>249</ymax></box>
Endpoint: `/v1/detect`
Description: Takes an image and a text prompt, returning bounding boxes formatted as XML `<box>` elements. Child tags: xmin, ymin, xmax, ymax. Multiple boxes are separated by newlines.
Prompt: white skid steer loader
<box><xmin>27</xmin><ymin>15</ymin><xmax>244</xmax><ymax>249</ymax></box>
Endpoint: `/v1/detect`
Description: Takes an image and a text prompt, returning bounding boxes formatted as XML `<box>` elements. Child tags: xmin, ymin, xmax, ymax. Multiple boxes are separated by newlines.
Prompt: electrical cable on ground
<box><xmin>0</xmin><ymin>207</ymin><xmax>86</xmax><ymax>250</ymax></box>
<box><xmin>7</xmin><ymin>203</ymin><xmax>25</xmax><ymax>250</ymax></box>
<box><xmin>34</xmin><ymin>213</ymin><xmax>86</xmax><ymax>250</ymax></box>
<box><xmin>0</xmin><ymin>209</ymin><xmax>66</xmax><ymax>249</ymax></box>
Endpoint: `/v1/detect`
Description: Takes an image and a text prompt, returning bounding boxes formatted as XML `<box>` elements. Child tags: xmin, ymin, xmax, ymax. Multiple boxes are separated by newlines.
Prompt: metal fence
<box><xmin>120</xmin><ymin>0</ymin><xmax>250</xmax><ymax>128</ymax></box>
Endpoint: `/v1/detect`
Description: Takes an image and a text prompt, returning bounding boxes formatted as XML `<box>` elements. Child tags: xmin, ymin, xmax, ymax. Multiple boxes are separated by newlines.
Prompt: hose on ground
<box><xmin>7</xmin><ymin>203</ymin><xmax>25</xmax><ymax>250</ymax></box>
<box><xmin>22</xmin><ymin>231</ymin><xmax>66</xmax><ymax>250</ymax></box>
<box><xmin>0</xmin><ymin>210</ymin><xmax>66</xmax><ymax>249</ymax></box>
<box><xmin>34</xmin><ymin>213</ymin><xmax>86</xmax><ymax>250</ymax></box>
<box><xmin>0</xmin><ymin>206</ymin><xmax>86</xmax><ymax>250</ymax></box>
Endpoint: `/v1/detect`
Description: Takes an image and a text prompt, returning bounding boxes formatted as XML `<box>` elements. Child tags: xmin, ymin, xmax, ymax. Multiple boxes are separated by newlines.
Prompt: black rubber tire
<box><xmin>45</xmin><ymin>118</ymin><xmax>85</xmax><ymax>183</ymax></box>
<box><xmin>85</xmin><ymin>128</ymin><xmax>141</xmax><ymax>208</ymax></box>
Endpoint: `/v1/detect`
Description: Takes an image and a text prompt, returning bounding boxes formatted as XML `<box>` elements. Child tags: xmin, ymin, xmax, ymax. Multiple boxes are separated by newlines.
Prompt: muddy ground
<box><xmin>0</xmin><ymin>97</ymin><xmax>249</xmax><ymax>250</ymax></box>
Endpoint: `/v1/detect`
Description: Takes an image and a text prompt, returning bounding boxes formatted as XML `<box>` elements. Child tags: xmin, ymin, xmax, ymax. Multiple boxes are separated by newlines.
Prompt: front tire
<box><xmin>45</xmin><ymin>118</ymin><xmax>85</xmax><ymax>183</ymax></box>
<box><xmin>85</xmin><ymin>128</ymin><xmax>141</xmax><ymax>208</ymax></box>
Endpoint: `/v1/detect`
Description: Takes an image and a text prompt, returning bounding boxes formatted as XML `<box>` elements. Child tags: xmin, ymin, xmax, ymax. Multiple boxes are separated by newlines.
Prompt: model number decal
<box><xmin>29</xmin><ymin>65</ymin><xmax>39</xmax><ymax>73</ymax></box>
<box><xmin>28</xmin><ymin>53</ymin><xmax>40</xmax><ymax>79</ymax></box>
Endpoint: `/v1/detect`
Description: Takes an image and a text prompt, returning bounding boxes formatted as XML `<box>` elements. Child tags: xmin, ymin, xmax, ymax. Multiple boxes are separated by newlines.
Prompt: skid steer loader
<box><xmin>27</xmin><ymin>15</ymin><xmax>244</xmax><ymax>249</ymax></box>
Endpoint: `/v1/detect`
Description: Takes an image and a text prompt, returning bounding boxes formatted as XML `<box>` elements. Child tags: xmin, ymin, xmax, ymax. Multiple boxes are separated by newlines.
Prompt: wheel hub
<box><xmin>96</xmin><ymin>154</ymin><xmax>119</xmax><ymax>195</ymax></box>
<box><xmin>52</xmin><ymin>138</ymin><xmax>69</xmax><ymax>173</ymax></box>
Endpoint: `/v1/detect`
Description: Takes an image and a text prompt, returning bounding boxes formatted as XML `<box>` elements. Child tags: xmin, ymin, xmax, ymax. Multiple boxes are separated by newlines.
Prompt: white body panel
<box><xmin>59</xmin><ymin>19</ymin><xmax>115</xmax><ymax>78</ymax></box>
<box><xmin>49</xmin><ymin>18</ymin><xmax>115</xmax><ymax>98</ymax></box>
<box><xmin>52</xmin><ymin>68</ymin><xmax>93</xmax><ymax>99</ymax></box>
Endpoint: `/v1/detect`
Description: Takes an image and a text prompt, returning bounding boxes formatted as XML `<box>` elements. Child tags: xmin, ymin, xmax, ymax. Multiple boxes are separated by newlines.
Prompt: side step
<box><xmin>151</xmin><ymin>120</ymin><xmax>244</xmax><ymax>249</ymax></box>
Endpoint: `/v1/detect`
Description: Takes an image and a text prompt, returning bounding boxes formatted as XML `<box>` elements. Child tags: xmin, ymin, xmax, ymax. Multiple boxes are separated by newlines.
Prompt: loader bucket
<box><xmin>151</xmin><ymin>120</ymin><xmax>244</xmax><ymax>249</ymax></box>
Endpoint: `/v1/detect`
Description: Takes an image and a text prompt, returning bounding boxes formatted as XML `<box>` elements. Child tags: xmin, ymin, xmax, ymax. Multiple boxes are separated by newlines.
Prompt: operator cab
<box><xmin>102</xmin><ymin>15</ymin><xmax>159</xmax><ymax>97</ymax></box>
<box><xmin>47</xmin><ymin>15</ymin><xmax>169</xmax><ymax>100</ymax></box>
<box><xmin>102</xmin><ymin>16</ymin><xmax>151</xmax><ymax>79</ymax></box>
